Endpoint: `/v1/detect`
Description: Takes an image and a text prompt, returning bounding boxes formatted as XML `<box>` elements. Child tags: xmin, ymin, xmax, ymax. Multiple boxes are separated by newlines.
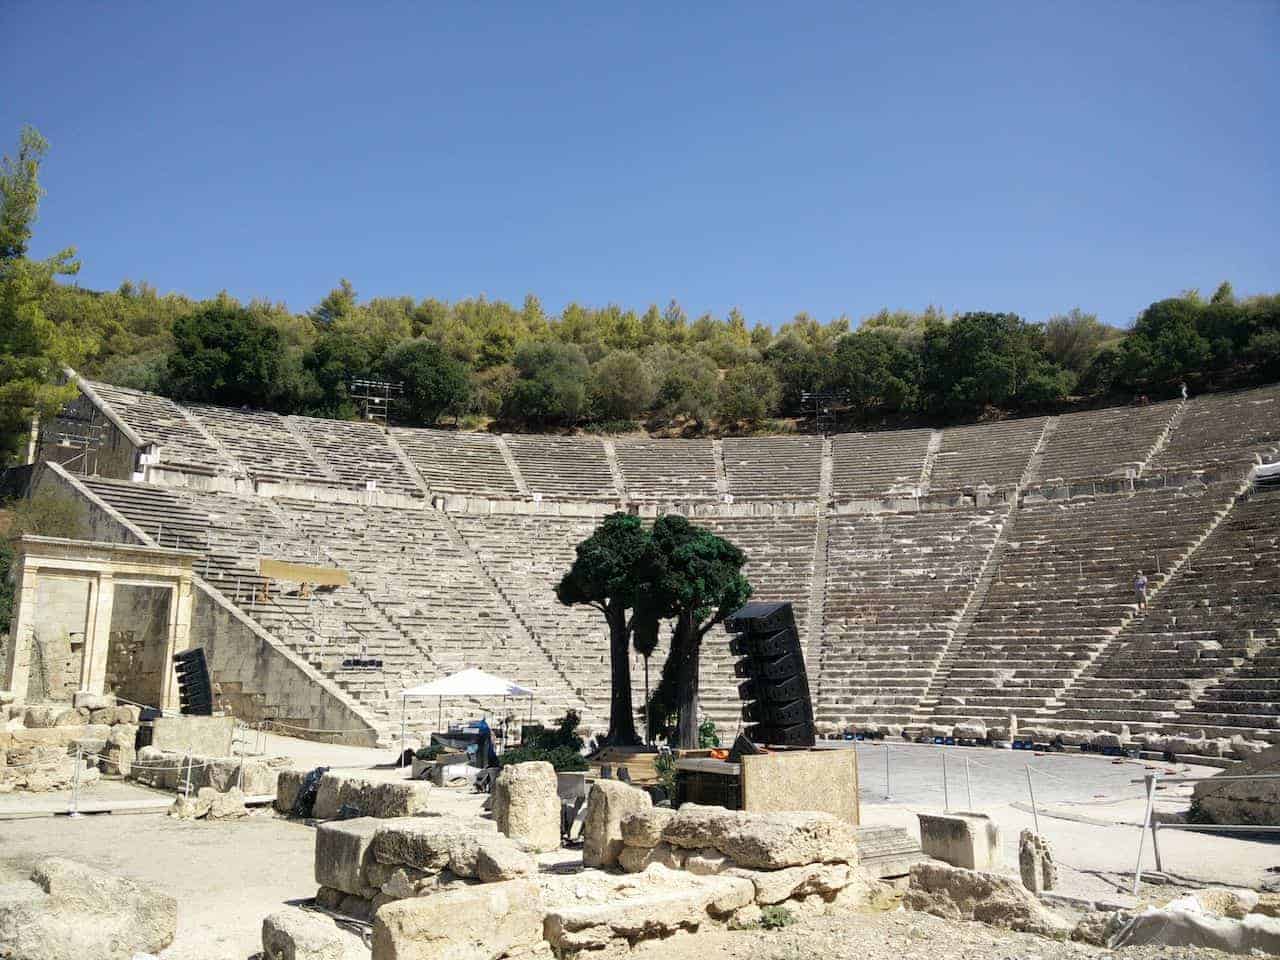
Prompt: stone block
<box><xmin>148</xmin><ymin>715</ymin><xmax>235</xmax><ymax>756</ymax></box>
<box><xmin>621</xmin><ymin>808</ymin><xmax>676</xmax><ymax>848</ymax></box>
<box><xmin>904</xmin><ymin>862</ymin><xmax>1071</xmax><ymax>939</ymax></box>
<box><xmin>0</xmin><ymin>857</ymin><xmax>178</xmax><ymax>959</ymax></box>
<box><xmin>618</xmin><ymin>843</ymin><xmax>686</xmax><ymax>873</ymax></box>
<box><xmin>315</xmin><ymin>818</ymin><xmax>383</xmax><ymax>899</ymax></box>
<box><xmin>1018</xmin><ymin>829</ymin><xmax>1056</xmax><ymax>893</ymax></box>
<box><xmin>370</xmin><ymin>816</ymin><xmax>535</xmax><ymax>882</ymax></box>
<box><xmin>492</xmin><ymin>761</ymin><xmax>560</xmax><ymax>853</ymax></box>
<box><xmin>917</xmin><ymin>812</ymin><xmax>1002</xmax><ymax>871</ymax></box>
<box><xmin>663</xmin><ymin>805</ymin><xmax>860</xmax><ymax>870</ymax></box>
<box><xmin>73</xmin><ymin>692</ymin><xmax>115</xmax><ymax>711</ymax></box>
<box><xmin>209</xmin><ymin>786</ymin><xmax>248</xmax><ymax>819</ymax></box>
<box><xmin>583</xmin><ymin>780</ymin><xmax>652</xmax><ymax>867</ymax></box>
<box><xmin>276</xmin><ymin>768</ymin><xmax>307</xmax><ymax>814</ymax></box>
<box><xmin>371</xmin><ymin>879</ymin><xmax>544</xmax><ymax>960</ymax></box>
<box><xmin>313</xmin><ymin>773</ymin><xmax>432</xmax><ymax>820</ymax></box>
<box><xmin>1192</xmin><ymin>745</ymin><xmax>1280</xmax><ymax>826</ymax></box>
<box><xmin>22</xmin><ymin>706</ymin><xmax>61</xmax><ymax>729</ymax></box>
<box><xmin>56</xmin><ymin>707</ymin><xmax>90</xmax><ymax>726</ymax></box>
<box><xmin>739</xmin><ymin>749</ymin><xmax>859</xmax><ymax>823</ymax></box>
<box><xmin>727</xmin><ymin>862</ymin><xmax>866</xmax><ymax>906</ymax></box>
<box><xmin>263</xmin><ymin>906</ymin><xmax>366</xmax><ymax>960</ymax></box>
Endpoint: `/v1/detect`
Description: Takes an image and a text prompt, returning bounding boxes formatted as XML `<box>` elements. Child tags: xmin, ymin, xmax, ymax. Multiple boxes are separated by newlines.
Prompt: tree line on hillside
<box><xmin>3</xmin><ymin>124</ymin><xmax>1279</xmax><ymax>468</ymax></box>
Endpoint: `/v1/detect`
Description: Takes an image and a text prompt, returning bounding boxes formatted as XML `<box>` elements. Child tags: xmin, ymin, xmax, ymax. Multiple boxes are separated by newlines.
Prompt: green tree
<box><xmin>309</xmin><ymin>279</ymin><xmax>358</xmax><ymax>329</ymax></box>
<box><xmin>382</xmin><ymin>338</ymin><xmax>471</xmax><ymax>425</ymax></box>
<box><xmin>1120</xmin><ymin>297</ymin><xmax>1211</xmax><ymax>388</ymax></box>
<box><xmin>920</xmin><ymin>311</ymin><xmax>1057</xmax><ymax>415</ymax></box>
<box><xmin>305</xmin><ymin>327</ymin><xmax>381</xmax><ymax>418</ymax></box>
<box><xmin>0</xmin><ymin>127</ymin><xmax>90</xmax><ymax>466</ymax></box>
<box><xmin>1043</xmin><ymin>308</ymin><xmax>1114</xmax><ymax>374</ymax></box>
<box><xmin>589</xmin><ymin>350</ymin><xmax>655</xmax><ymax>421</ymax></box>
<box><xmin>828</xmin><ymin>329</ymin><xmax>921</xmax><ymax>413</ymax></box>
<box><xmin>502</xmin><ymin>342</ymin><xmax>589</xmax><ymax>426</ymax></box>
<box><xmin>764</xmin><ymin>334</ymin><xmax>824</xmax><ymax>414</ymax></box>
<box><xmin>637</xmin><ymin>515</ymin><xmax>752</xmax><ymax>749</ymax></box>
<box><xmin>555</xmin><ymin>513</ymin><xmax>653</xmax><ymax>746</ymax></box>
<box><xmin>717</xmin><ymin>362</ymin><xmax>780</xmax><ymax>423</ymax></box>
<box><xmin>163</xmin><ymin>299</ymin><xmax>288</xmax><ymax>408</ymax></box>
<box><xmin>648</xmin><ymin>346</ymin><xmax>718</xmax><ymax>427</ymax></box>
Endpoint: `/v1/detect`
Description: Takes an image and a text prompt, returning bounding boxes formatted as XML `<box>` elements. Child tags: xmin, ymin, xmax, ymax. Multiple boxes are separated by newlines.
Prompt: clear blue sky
<box><xmin>4</xmin><ymin>1</ymin><xmax>1277</xmax><ymax>329</ymax></box>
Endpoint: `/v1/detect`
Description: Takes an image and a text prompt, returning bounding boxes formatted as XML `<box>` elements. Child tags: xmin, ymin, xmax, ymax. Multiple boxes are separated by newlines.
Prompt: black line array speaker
<box><xmin>173</xmin><ymin>647</ymin><xmax>214</xmax><ymax>716</ymax></box>
<box><xmin>725</xmin><ymin>601</ymin><xmax>815</xmax><ymax>747</ymax></box>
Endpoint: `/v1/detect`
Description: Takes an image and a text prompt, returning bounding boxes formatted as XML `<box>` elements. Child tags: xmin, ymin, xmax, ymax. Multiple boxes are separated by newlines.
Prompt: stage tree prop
<box><xmin>639</xmin><ymin>515</ymin><xmax>752</xmax><ymax>750</ymax></box>
<box><xmin>555</xmin><ymin>513</ymin><xmax>652</xmax><ymax>747</ymax></box>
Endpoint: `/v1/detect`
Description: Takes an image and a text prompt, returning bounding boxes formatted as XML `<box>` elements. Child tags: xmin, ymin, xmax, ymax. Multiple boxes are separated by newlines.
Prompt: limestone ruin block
<box><xmin>312</xmin><ymin>773</ymin><xmax>431</xmax><ymax>820</ymax></box>
<box><xmin>371</xmin><ymin>879</ymin><xmax>545</xmax><ymax>960</ymax></box>
<box><xmin>903</xmin><ymin>861</ymin><xmax>1072</xmax><ymax>940</ymax></box>
<box><xmin>1192</xmin><ymin>744</ymin><xmax>1280</xmax><ymax>826</ymax></box>
<box><xmin>1018</xmin><ymin>829</ymin><xmax>1057</xmax><ymax>893</ymax></box>
<box><xmin>262</xmin><ymin>906</ymin><xmax>366</xmax><ymax>960</ymax></box>
<box><xmin>492</xmin><ymin>761</ymin><xmax>560</xmax><ymax>853</ymax></box>
<box><xmin>582</xmin><ymin>779</ymin><xmax>652</xmax><ymax>867</ymax></box>
<box><xmin>316</xmin><ymin>818</ymin><xmax>383</xmax><ymax>899</ymax></box>
<box><xmin>0</xmin><ymin>857</ymin><xmax>178</xmax><ymax>960</ymax></box>
<box><xmin>618</xmin><ymin>842</ymin><xmax>686</xmax><ymax>873</ymax></box>
<box><xmin>917</xmin><ymin>812</ymin><xmax>1002</xmax><ymax>871</ymax></box>
<box><xmin>620</xmin><ymin>807</ymin><xmax>676</xmax><ymax>848</ymax></box>
<box><xmin>725</xmin><ymin>861</ymin><xmax>866</xmax><ymax>906</ymax></box>
<box><xmin>662</xmin><ymin>804</ymin><xmax>860</xmax><ymax>870</ymax></box>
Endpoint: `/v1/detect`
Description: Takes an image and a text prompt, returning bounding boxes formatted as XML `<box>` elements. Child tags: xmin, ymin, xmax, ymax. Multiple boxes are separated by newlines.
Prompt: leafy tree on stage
<box><xmin>0</xmin><ymin>127</ymin><xmax>91</xmax><ymax>466</ymax></box>
<box><xmin>555</xmin><ymin>512</ymin><xmax>652</xmax><ymax>746</ymax></box>
<box><xmin>638</xmin><ymin>515</ymin><xmax>752</xmax><ymax>750</ymax></box>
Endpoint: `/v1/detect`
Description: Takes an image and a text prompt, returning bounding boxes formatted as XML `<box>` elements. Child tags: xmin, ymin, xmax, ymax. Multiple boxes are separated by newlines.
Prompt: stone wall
<box><xmin>105</xmin><ymin>584</ymin><xmax>172</xmax><ymax>706</ymax></box>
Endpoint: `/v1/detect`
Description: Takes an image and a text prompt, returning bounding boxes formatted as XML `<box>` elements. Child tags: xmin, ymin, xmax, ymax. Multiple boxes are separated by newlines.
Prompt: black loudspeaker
<box><xmin>173</xmin><ymin>647</ymin><xmax>214</xmax><ymax>716</ymax></box>
<box><xmin>724</xmin><ymin>601</ymin><xmax>815</xmax><ymax>747</ymax></box>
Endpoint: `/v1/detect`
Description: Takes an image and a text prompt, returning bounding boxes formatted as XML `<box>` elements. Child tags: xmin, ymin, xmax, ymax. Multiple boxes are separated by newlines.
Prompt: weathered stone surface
<box><xmin>72</xmin><ymin>692</ymin><xmax>114</xmax><ymax>711</ymax></box>
<box><xmin>685</xmin><ymin>848</ymin><xmax>731</xmax><ymax>876</ymax></box>
<box><xmin>492</xmin><ymin>762</ymin><xmax>560</xmax><ymax>853</ymax></box>
<box><xmin>727</xmin><ymin>862</ymin><xmax>867</xmax><ymax>906</ymax></box>
<box><xmin>0</xmin><ymin>857</ymin><xmax>177</xmax><ymax>960</ymax></box>
<box><xmin>276</xmin><ymin>768</ymin><xmax>307</xmax><ymax>814</ymax></box>
<box><xmin>1111</xmin><ymin>903</ymin><xmax>1280</xmax><ymax>953</ymax></box>
<box><xmin>1192</xmin><ymin>745</ymin><xmax>1280</xmax><ymax>826</ymax></box>
<box><xmin>313</xmin><ymin>773</ymin><xmax>432</xmax><ymax>820</ymax></box>
<box><xmin>371</xmin><ymin>879</ymin><xmax>545</xmax><ymax>960</ymax></box>
<box><xmin>169</xmin><ymin>788</ymin><xmax>214</xmax><ymax>820</ymax></box>
<box><xmin>1018</xmin><ymin>829</ymin><xmax>1057</xmax><ymax>893</ymax></box>
<box><xmin>316</xmin><ymin>818</ymin><xmax>383</xmax><ymax>898</ymax></box>
<box><xmin>582</xmin><ymin>780</ymin><xmax>652</xmax><ymax>867</ymax></box>
<box><xmin>662</xmin><ymin>805</ymin><xmax>860</xmax><ymax>869</ymax></box>
<box><xmin>476</xmin><ymin>840</ymin><xmax>537</xmax><ymax>883</ymax></box>
<box><xmin>262</xmin><ymin>906</ymin><xmax>366</xmax><ymax>960</ymax></box>
<box><xmin>620</xmin><ymin>808</ymin><xmax>676</xmax><ymax>848</ymax></box>
<box><xmin>917</xmin><ymin>812</ymin><xmax>1002</xmax><ymax>871</ymax></box>
<box><xmin>369</xmin><ymin>816</ymin><xmax>535</xmax><ymax>883</ymax></box>
<box><xmin>618</xmin><ymin>842</ymin><xmax>686</xmax><ymax>874</ymax></box>
<box><xmin>904</xmin><ymin>862</ymin><xmax>1072</xmax><ymax>939</ymax></box>
<box><xmin>209</xmin><ymin>786</ymin><xmax>248</xmax><ymax>819</ymax></box>
<box><xmin>542</xmin><ymin>867</ymin><xmax>754</xmax><ymax>952</ymax></box>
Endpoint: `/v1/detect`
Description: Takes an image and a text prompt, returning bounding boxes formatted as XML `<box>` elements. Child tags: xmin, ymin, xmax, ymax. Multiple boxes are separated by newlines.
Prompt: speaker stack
<box><xmin>724</xmin><ymin>601</ymin><xmax>815</xmax><ymax>747</ymax></box>
<box><xmin>173</xmin><ymin>647</ymin><xmax>214</xmax><ymax>716</ymax></box>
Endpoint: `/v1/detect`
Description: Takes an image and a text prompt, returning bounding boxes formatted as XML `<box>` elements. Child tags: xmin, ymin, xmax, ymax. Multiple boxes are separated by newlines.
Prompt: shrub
<box><xmin>698</xmin><ymin>718</ymin><xmax>720</xmax><ymax>749</ymax></box>
<box><xmin>759</xmin><ymin>905</ymin><xmax>796</xmax><ymax>930</ymax></box>
<box><xmin>499</xmin><ymin>744</ymin><xmax>587</xmax><ymax>772</ymax></box>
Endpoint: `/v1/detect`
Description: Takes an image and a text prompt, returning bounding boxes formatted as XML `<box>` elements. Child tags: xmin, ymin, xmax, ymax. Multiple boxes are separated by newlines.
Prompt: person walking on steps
<box><xmin>1180</xmin><ymin>380</ymin><xmax>1189</xmax><ymax>400</ymax></box>
<box><xmin>1135</xmin><ymin>570</ymin><xmax>1149</xmax><ymax>612</ymax></box>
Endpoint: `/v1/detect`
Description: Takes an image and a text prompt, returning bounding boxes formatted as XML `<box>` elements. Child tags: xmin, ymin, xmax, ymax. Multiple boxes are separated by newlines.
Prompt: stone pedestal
<box><xmin>916</xmin><ymin>812</ymin><xmax>1002</xmax><ymax>871</ymax></box>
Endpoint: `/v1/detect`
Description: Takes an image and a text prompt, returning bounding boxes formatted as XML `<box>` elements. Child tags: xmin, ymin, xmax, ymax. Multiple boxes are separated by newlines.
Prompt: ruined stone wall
<box><xmin>27</xmin><ymin>576</ymin><xmax>91</xmax><ymax>702</ymax></box>
<box><xmin>105</xmin><ymin>585</ymin><xmax>172</xmax><ymax>707</ymax></box>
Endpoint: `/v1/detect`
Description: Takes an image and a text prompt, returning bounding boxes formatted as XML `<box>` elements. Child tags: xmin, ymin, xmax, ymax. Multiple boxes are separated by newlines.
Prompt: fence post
<box><xmin>1025</xmin><ymin>765</ymin><xmax>1040</xmax><ymax>834</ymax></box>
<box><xmin>69</xmin><ymin>746</ymin><xmax>83</xmax><ymax>818</ymax></box>
<box><xmin>183</xmin><ymin>751</ymin><xmax>192</xmax><ymax>798</ymax></box>
<box><xmin>965</xmin><ymin>757</ymin><xmax>974</xmax><ymax>810</ymax></box>
<box><xmin>1132</xmin><ymin>772</ymin><xmax>1158</xmax><ymax>895</ymax></box>
<box><xmin>942</xmin><ymin>751</ymin><xmax>950</xmax><ymax>811</ymax></box>
<box><xmin>884</xmin><ymin>745</ymin><xmax>892</xmax><ymax>802</ymax></box>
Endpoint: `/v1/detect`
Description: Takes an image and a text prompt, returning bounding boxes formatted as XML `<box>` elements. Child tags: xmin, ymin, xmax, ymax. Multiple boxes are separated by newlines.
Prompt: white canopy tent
<box><xmin>398</xmin><ymin>668</ymin><xmax>536</xmax><ymax>764</ymax></box>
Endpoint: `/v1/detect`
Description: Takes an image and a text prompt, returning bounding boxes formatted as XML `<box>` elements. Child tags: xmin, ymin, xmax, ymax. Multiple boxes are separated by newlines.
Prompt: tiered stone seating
<box><xmin>817</xmin><ymin>508</ymin><xmax>1006</xmax><ymax>727</ymax></box>
<box><xmin>287</xmin><ymin>416</ymin><xmax>422</xmax><ymax>497</ymax></box>
<box><xmin>1061</xmin><ymin>487</ymin><xmax>1280</xmax><ymax>739</ymax></box>
<box><xmin>187</xmin><ymin>404</ymin><xmax>332</xmax><ymax>485</ymax></box>
<box><xmin>1150</xmin><ymin>384</ymin><xmax>1280</xmax><ymax>473</ymax></box>
<box><xmin>931</xmin><ymin>419</ymin><xmax>1044</xmax><ymax>491</ymax></box>
<box><xmin>452</xmin><ymin>512</ymin><xmax>630</xmax><ymax>722</ymax></box>
<box><xmin>275</xmin><ymin>499</ymin><xmax>584</xmax><ymax>722</ymax></box>
<box><xmin>613</xmin><ymin>438</ymin><xmax>718</xmax><ymax>500</ymax></box>
<box><xmin>1037</xmin><ymin>401</ymin><xmax>1177</xmax><ymax>481</ymax></box>
<box><xmin>723</xmin><ymin>438</ymin><xmax>822</xmax><ymax>499</ymax></box>
<box><xmin>930</xmin><ymin>484</ymin><xmax>1237</xmax><ymax>727</ymax></box>
<box><xmin>830</xmin><ymin>430</ymin><xmax>931</xmax><ymax>498</ymax></box>
<box><xmin>391</xmin><ymin>428</ymin><xmax>520</xmax><ymax>496</ymax></box>
<box><xmin>504</xmin><ymin>435</ymin><xmax>617</xmax><ymax>498</ymax></box>
<box><xmin>85</xmin><ymin>381</ymin><xmax>234</xmax><ymax>475</ymax></box>
<box><xmin>697</xmin><ymin>516</ymin><xmax>818</xmax><ymax>730</ymax></box>
<box><xmin>79</xmin><ymin>478</ymin><xmax>409</xmax><ymax>734</ymax></box>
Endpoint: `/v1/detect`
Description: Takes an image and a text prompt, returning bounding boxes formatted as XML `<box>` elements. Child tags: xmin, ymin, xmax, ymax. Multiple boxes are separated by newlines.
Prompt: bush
<box><xmin>698</xmin><ymin>718</ymin><xmax>720</xmax><ymax>749</ymax></box>
<box><xmin>654</xmin><ymin>752</ymin><xmax>676</xmax><ymax>800</ymax></box>
<box><xmin>759</xmin><ymin>905</ymin><xmax>796</xmax><ymax>930</ymax></box>
<box><xmin>414</xmin><ymin>743</ymin><xmax>447</xmax><ymax>761</ymax></box>
<box><xmin>499</xmin><ymin>744</ymin><xmax>587</xmax><ymax>772</ymax></box>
